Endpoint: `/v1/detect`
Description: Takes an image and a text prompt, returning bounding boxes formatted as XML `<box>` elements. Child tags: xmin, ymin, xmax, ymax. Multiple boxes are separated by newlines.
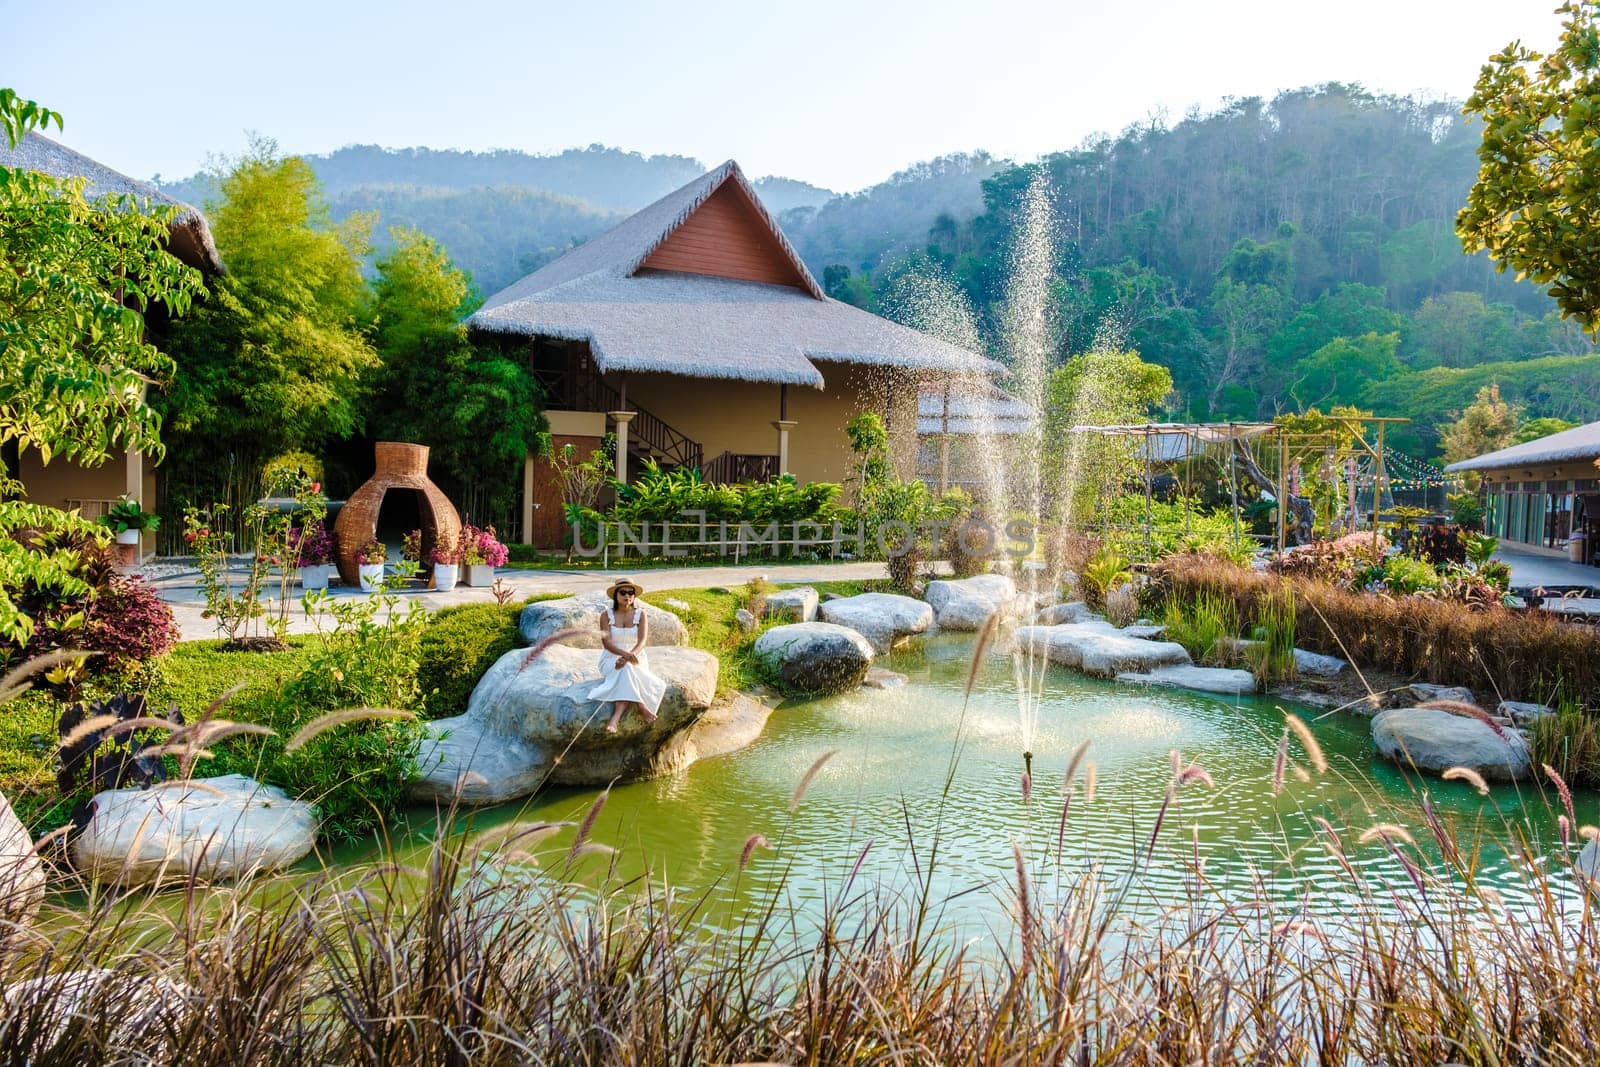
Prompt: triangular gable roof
<box><xmin>481</xmin><ymin>160</ymin><xmax>823</xmax><ymax>310</ymax></box>
<box><xmin>470</xmin><ymin>160</ymin><xmax>1003</xmax><ymax>388</ymax></box>
<box><xmin>0</xmin><ymin>131</ymin><xmax>224</xmax><ymax>275</ymax></box>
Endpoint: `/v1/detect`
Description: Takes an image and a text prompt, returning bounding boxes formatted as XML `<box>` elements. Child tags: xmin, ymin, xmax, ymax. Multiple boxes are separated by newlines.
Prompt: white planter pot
<box><xmin>115</xmin><ymin>528</ymin><xmax>141</xmax><ymax>545</ymax></box>
<box><xmin>432</xmin><ymin>563</ymin><xmax>459</xmax><ymax>591</ymax></box>
<box><xmin>299</xmin><ymin>564</ymin><xmax>331</xmax><ymax>591</ymax></box>
<box><xmin>464</xmin><ymin>563</ymin><xmax>496</xmax><ymax>587</ymax></box>
<box><xmin>358</xmin><ymin>562</ymin><xmax>385</xmax><ymax>592</ymax></box>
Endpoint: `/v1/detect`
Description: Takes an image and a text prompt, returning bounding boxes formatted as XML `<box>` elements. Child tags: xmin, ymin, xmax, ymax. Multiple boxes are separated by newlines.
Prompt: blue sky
<box><xmin>5</xmin><ymin>0</ymin><xmax>1568</xmax><ymax>192</ymax></box>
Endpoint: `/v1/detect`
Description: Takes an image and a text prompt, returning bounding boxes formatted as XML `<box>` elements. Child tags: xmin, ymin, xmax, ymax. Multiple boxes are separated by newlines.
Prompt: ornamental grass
<box><xmin>1152</xmin><ymin>553</ymin><xmax>1600</xmax><ymax>709</ymax></box>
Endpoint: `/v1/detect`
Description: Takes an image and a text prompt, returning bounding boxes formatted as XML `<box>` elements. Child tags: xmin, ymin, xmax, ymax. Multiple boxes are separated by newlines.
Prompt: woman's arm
<box><xmin>627</xmin><ymin>611</ymin><xmax>648</xmax><ymax>657</ymax></box>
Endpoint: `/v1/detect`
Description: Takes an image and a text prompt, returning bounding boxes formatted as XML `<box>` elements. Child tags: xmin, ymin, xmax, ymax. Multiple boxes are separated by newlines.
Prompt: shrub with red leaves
<box><xmin>75</xmin><ymin>575</ymin><xmax>179</xmax><ymax>674</ymax></box>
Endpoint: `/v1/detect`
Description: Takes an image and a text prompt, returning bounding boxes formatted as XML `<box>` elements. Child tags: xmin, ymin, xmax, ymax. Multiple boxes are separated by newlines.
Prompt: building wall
<box><xmin>617</xmin><ymin>363</ymin><xmax>922</xmax><ymax>485</ymax></box>
<box><xmin>1479</xmin><ymin>458</ymin><xmax>1600</xmax><ymax>556</ymax></box>
<box><xmin>638</xmin><ymin>181</ymin><xmax>810</xmax><ymax>289</ymax></box>
<box><xmin>17</xmin><ymin>448</ymin><xmax>160</xmax><ymax>550</ymax></box>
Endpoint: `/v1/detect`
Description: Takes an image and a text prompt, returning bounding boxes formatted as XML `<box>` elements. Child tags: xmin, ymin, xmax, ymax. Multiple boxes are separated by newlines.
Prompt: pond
<box><xmin>331</xmin><ymin>634</ymin><xmax>1592</xmax><ymax>931</ymax></box>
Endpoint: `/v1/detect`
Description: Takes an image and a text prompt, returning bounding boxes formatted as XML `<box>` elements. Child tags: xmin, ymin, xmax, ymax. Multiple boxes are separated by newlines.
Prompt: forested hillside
<box><xmin>820</xmin><ymin>86</ymin><xmax>1600</xmax><ymax>457</ymax></box>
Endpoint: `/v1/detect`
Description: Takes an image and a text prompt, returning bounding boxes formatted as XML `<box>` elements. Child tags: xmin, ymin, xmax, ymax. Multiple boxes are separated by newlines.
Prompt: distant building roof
<box><xmin>918</xmin><ymin>381</ymin><xmax>1034</xmax><ymax>435</ymax></box>
<box><xmin>1443</xmin><ymin>418</ymin><xmax>1600</xmax><ymax>473</ymax></box>
<box><xmin>0</xmin><ymin>131</ymin><xmax>224</xmax><ymax>275</ymax></box>
<box><xmin>468</xmin><ymin>160</ymin><xmax>1002</xmax><ymax>388</ymax></box>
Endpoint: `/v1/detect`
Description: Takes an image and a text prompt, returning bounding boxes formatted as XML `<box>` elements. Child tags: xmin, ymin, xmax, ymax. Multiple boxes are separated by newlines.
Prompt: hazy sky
<box><xmin>4</xmin><ymin>0</ymin><xmax>1569</xmax><ymax>193</ymax></box>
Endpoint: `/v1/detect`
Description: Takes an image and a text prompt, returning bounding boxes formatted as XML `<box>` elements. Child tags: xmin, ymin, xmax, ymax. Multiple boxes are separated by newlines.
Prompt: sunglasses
<box><xmin>617</xmin><ymin>589</ymin><xmax>637</xmax><ymax>597</ymax></box>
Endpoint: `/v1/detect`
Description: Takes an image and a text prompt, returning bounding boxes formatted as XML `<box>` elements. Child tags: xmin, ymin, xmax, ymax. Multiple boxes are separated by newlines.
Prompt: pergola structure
<box><xmin>1069</xmin><ymin>415</ymin><xmax>1409</xmax><ymax>556</ymax></box>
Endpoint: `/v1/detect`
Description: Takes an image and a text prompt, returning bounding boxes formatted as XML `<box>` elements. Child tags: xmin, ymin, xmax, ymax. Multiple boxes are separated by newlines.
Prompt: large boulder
<box><xmin>518</xmin><ymin>591</ymin><xmax>687</xmax><ymax>649</ymax></box>
<box><xmin>70</xmin><ymin>775</ymin><xmax>317</xmax><ymax>887</ymax></box>
<box><xmin>818</xmin><ymin>593</ymin><xmax>933</xmax><ymax>653</ymax></box>
<box><xmin>1372</xmin><ymin>707</ymin><xmax>1531</xmax><ymax>782</ymax></box>
<box><xmin>753</xmin><ymin>622</ymin><xmax>874</xmax><ymax>695</ymax></box>
<box><xmin>1407</xmin><ymin>682</ymin><xmax>1475</xmax><ymax>705</ymax></box>
<box><xmin>1</xmin><ymin>790</ymin><xmax>45</xmax><ymax>954</ymax></box>
<box><xmin>647</xmin><ymin>692</ymin><xmax>774</xmax><ymax>777</ymax></box>
<box><xmin>1</xmin><ymin>969</ymin><xmax>196</xmax><ymax>1057</ymax></box>
<box><xmin>1498</xmin><ymin>700</ymin><xmax>1554</xmax><ymax>725</ymax></box>
<box><xmin>1035</xmin><ymin>602</ymin><xmax>1094</xmax><ymax>625</ymax></box>
<box><xmin>763</xmin><ymin>586</ymin><xmax>819</xmax><ymax>623</ymax></box>
<box><xmin>1116</xmin><ymin>664</ymin><xmax>1257</xmax><ymax>695</ymax></box>
<box><xmin>1294</xmin><ymin>649</ymin><xmax>1347</xmax><ymax>677</ymax></box>
<box><xmin>412</xmin><ymin>643</ymin><xmax>730</xmax><ymax>801</ymax></box>
<box><xmin>925</xmin><ymin>574</ymin><xmax>1017</xmax><ymax>631</ymax></box>
<box><xmin>1015</xmin><ymin>621</ymin><xmax>1192</xmax><ymax>678</ymax></box>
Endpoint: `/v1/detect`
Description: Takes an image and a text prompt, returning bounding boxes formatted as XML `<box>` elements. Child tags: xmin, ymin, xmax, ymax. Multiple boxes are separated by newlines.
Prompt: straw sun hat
<box><xmin>604</xmin><ymin>577</ymin><xmax>643</xmax><ymax>598</ymax></box>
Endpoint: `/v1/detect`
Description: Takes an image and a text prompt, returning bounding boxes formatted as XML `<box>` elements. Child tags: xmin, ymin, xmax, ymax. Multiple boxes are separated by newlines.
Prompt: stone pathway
<box><xmin>142</xmin><ymin>558</ymin><xmax>890</xmax><ymax>641</ymax></box>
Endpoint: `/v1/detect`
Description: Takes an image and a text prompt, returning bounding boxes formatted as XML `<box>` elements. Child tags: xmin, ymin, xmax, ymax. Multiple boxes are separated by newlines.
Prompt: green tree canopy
<box><xmin>363</xmin><ymin>227</ymin><xmax>543</xmax><ymax>523</ymax></box>
<box><xmin>1439</xmin><ymin>383</ymin><xmax>1522</xmax><ymax>469</ymax></box>
<box><xmin>158</xmin><ymin>137</ymin><xmax>377</xmax><ymax>513</ymax></box>
<box><xmin>1459</xmin><ymin>1</ymin><xmax>1600</xmax><ymax>330</ymax></box>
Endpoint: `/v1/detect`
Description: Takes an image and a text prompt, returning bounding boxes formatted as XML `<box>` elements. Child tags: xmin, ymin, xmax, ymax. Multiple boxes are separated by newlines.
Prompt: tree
<box><xmin>158</xmin><ymin>137</ymin><xmax>377</xmax><ymax>517</ymax></box>
<box><xmin>1514</xmin><ymin>416</ymin><xmax>1578</xmax><ymax>443</ymax></box>
<box><xmin>1290</xmin><ymin>332</ymin><xmax>1402</xmax><ymax>410</ymax></box>
<box><xmin>1</xmin><ymin>90</ymin><xmax>203</xmax><ymax>645</ymax></box>
<box><xmin>363</xmin><ymin>227</ymin><xmax>544</xmax><ymax>524</ymax></box>
<box><xmin>1042</xmin><ymin>349</ymin><xmax>1172</xmax><ymax>518</ymax></box>
<box><xmin>1459</xmin><ymin>1</ymin><xmax>1600</xmax><ymax>330</ymax></box>
<box><xmin>1440</xmin><ymin>383</ymin><xmax>1522</xmax><ymax>470</ymax></box>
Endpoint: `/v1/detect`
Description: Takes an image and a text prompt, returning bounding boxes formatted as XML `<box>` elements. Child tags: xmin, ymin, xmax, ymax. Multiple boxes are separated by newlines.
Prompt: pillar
<box><xmin>611</xmin><ymin>411</ymin><xmax>636</xmax><ymax>485</ymax></box>
<box><xmin>125</xmin><ymin>448</ymin><xmax>144</xmax><ymax>560</ymax></box>
<box><xmin>938</xmin><ymin>437</ymin><xmax>950</xmax><ymax>494</ymax></box>
<box><xmin>521</xmin><ymin>452</ymin><xmax>536</xmax><ymax>545</ymax></box>
<box><xmin>773</xmin><ymin>420</ymin><xmax>798</xmax><ymax>476</ymax></box>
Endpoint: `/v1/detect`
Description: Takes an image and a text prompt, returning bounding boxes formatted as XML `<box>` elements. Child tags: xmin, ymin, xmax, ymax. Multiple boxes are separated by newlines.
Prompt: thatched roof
<box><xmin>469</xmin><ymin>160</ymin><xmax>1002</xmax><ymax>387</ymax></box>
<box><xmin>918</xmin><ymin>381</ymin><xmax>1034</xmax><ymax>435</ymax></box>
<box><xmin>1444</xmin><ymin>419</ymin><xmax>1600</xmax><ymax>473</ymax></box>
<box><xmin>0</xmin><ymin>132</ymin><xmax>224</xmax><ymax>275</ymax></box>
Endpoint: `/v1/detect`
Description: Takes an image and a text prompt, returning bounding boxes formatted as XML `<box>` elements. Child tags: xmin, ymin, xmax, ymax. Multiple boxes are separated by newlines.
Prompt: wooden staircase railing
<box><xmin>574</xmin><ymin>372</ymin><xmax>703</xmax><ymax>472</ymax></box>
<box><xmin>703</xmin><ymin>452</ymin><xmax>779</xmax><ymax>485</ymax></box>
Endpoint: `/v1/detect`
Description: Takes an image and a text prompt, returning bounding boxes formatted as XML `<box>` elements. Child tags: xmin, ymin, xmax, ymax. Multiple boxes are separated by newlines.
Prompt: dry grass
<box><xmin>1153</xmin><ymin>553</ymin><xmax>1600</xmax><ymax>708</ymax></box>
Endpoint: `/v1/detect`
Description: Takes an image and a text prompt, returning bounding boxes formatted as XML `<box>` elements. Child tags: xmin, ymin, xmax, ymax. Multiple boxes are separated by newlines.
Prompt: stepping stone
<box><xmin>1015</xmin><ymin>621</ymin><xmax>1191</xmax><ymax>678</ymax></box>
<box><xmin>1116</xmin><ymin>664</ymin><xmax>1257</xmax><ymax>694</ymax></box>
<box><xmin>763</xmin><ymin>586</ymin><xmax>819</xmax><ymax>622</ymax></box>
<box><xmin>861</xmin><ymin>667</ymin><xmax>909</xmax><ymax>690</ymax></box>
<box><xmin>925</xmin><ymin>574</ymin><xmax>1017</xmax><ymax>630</ymax></box>
<box><xmin>1293</xmin><ymin>649</ymin><xmax>1347</xmax><ymax>677</ymax></box>
<box><xmin>1407</xmin><ymin>682</ymin><xmax>1475</xmax><ymax>705</ymax></box>
<box><xmin>818</xmin><ymin>593</ymin><xmax>933</xmax><ymax>654</ymax></box>
<box><xmin>1122</xmin><ymin>624</ymin><xmax>1167</xmax><ymax>640</ymax></box>
<box><xmin>1035</xmin><ymin>602</ymin><xmax>1093</xmax><ymax>625</ymax></box>
<box><xmin>1372</xmin><ymin>706</ymin><xmax>1530</xmax><ymax>782</ymax></box>
<box><xmin>753</xmin><ymin>622</ymin><xmax>874</xmax><ymax>695</ymax></box>
<box><xmin>70</xmin><ymin>774</ymin><xmax>317</xmax><ymax>887</ymax></box>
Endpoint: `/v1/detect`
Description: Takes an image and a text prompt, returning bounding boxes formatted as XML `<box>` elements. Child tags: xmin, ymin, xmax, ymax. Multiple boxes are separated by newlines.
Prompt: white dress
<box><xmin>587</xmin><ymin>610</ymin><xmax>668</xmax><ymax>715</ymax></box>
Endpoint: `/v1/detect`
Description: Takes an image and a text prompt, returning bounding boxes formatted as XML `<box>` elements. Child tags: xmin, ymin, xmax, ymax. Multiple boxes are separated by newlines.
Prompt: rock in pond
<box><xmin>752</xmin><ymin>622</ymin><xmax>874</xmax><ymax>695</ymax></box>
<box><xmin>1</xmin><ymin>789</ymin><xmax>45</xmax><ymax>952</ymax></box>
<box><xmin>924</xmin><ymin>574</ymin><xmax>1017</xmax><ymax>631</ymax></box>
<box><xmin>1407</xmin><ymin>682</ymin><xmax>1475</xmax><ymax>705</ymax></box>
<box><xmin>1121</xmin><ymin>623</ymin><xmax>1167</xmax><ymax>640</ymax></box>
<box><xmin>1015</xmin><ymin>621</ymin><xmax>1191</xmax><ymax>678</ymax></box>
<box><xmin>763</xmin><ymin>586</ymin><xmax>819</xmax><ymax>622</ymax></box>
<box><xmin>647</xmin><ymin>691</ymin><xmax>774</xmax><ymax>777</ymax></box>
<box><xmin>1117</xmin><ymin>664</ymin><xmax>1257</xmax><ymax>694</ymax></box>
<box><xmin>862</xmin><ymin>667</ymin><xmax>909</xmax><ymax>690</ymax></box>
<box><xmin>1</xmin><ymin>969</ymin><xmax>196</xmax><ymax>1056</ymax></box>
<box><xmin>1371</xmin><ymin>706</ymin><xmax>1530</xmax><ymax>782</ymax></box>
<box><xmin>412</xmin><ymin>644</ymin><xmax>722</xmax><ymax>800</ymax></box>
<box><xmin>518</xmin><ymin>591</ymin><xmax>687</xmax><ymax>649</ymax></box>
<box><xmin>1293</xmin><ymin>649</ymin><xmax>1347</xmax><ymax>677</ymax></box>
<box><xmin>1034</xmin><ymin>601</ymin><xmax>1094</xmax><ymax>625</ymax></box>
<box><xmin>70</xmin><ymin>774</ymin><xmax>317</xmax><ymax>887</ymax></box>
<box><xmin>1497</xmin><ymin>700</ymin><xmax>1553</xmax><ymax>725</ymax></box>
<box><xmin>818</xmin><ymin>593</ymin><xmax>933</xmax><ymax>653</ymax></box>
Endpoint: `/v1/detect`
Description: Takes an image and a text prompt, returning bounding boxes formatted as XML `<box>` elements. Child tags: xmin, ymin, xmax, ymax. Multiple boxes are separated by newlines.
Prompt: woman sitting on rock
<box><xmin>590</xmin><ymin>578</ymin><xmax>668</xmax><ymax>733</ymax></box>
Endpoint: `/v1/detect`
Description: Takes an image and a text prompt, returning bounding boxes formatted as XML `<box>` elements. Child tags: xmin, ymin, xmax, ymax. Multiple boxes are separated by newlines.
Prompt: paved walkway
<box><xmin>143</xmin><ymin>559</ymin><xmax>890</xmax><ymax>642</ymax></box>
<box><xmin>1495</xmin><ymin>547</ymin><xmax>1600</xmax><ymax>592</ymax></box>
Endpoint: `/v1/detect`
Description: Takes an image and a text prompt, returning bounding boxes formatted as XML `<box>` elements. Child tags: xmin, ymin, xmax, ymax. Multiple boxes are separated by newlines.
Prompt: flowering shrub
<box><xmin>77</xmin><ymin>574</ymin><xmax>179</xmax><ymax>673</ymax></box>
<box><xmin>1269</xmin><ymin>532</ymin><xmax>1387</xmax><ymax>585</ymax></box>
<box><xmin>354</xmin><ymin>539</ymin><xmax>387</xmax><ymax>566</ymax></box>
<box><xmin>288</xmin><ymin>519</ymin><xmax>334</xmax><ymax>567</ymax></box>
<box><xmin>402</xmin><ymin>529</ymin><xmax>423</xmax><ymax>563</ymax></box>
<box><xmin>459</xmin><ymin>525</ymin><xmax>508</xmax><ymax>567</ymax></box>
<box><xmin>428</xmin><ymin>533</ymin><xmax>461</xmax><ymax>566</ymax></box>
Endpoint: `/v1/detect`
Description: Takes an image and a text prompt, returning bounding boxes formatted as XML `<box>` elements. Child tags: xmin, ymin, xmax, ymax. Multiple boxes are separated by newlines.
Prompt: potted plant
<box><xmin>354</xmin><ymin>538</ymin><xmax>387</xmax><ymax>592</ymax></box>
<box><xmin>460</xmin><ymin>524</ymin><xmax>508</xmax><ymax>587</ymax></box>
<box><xmin>429</xmin><ymin>535</ymin><xmax>461</xmax><ymax>591</ymax></box>
<box><xmin>100</xmin><ymin>496</ymin><xmax>160</xmax><ymax>566</ymax></box>
<box><xmin>291</xmin><ymin>519</ymin><xmax>335</xmax><ymax>591</ymax></box>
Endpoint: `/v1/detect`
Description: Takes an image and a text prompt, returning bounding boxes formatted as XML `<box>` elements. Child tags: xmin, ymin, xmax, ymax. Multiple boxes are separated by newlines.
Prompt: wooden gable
<box><xmin>637</xmin><ymin>179</ymin><xmax>814</xmax><ymax>292</ymax></box>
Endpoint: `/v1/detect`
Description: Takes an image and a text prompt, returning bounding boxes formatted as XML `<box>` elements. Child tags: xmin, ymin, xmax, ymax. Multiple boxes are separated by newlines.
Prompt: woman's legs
<box><xmin>605</xmin><ymin>701</ymin><xmax>658</xmax><ymax>732</ymax></box>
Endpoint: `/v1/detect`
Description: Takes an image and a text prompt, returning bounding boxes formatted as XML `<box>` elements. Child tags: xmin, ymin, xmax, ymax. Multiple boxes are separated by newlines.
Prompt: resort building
<box><xmin>1445</xmin><ymin>419</ymin><xmax>1600</xmax><ymax>567</ymax></box>
<box><xmin>1</xmin><ymin>133</ymin><xmax>225</xmax><ymax>549</ymax></box>
<box><xmin>466</xmin><ymin>160</ymin><xmax>1002</xmax><ymax>547</ymax></box>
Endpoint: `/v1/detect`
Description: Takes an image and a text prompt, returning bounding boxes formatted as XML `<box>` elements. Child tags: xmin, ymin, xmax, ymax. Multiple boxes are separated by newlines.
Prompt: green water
<box><xmin>340</xmin><ymin>635</ymin><xmax>1590</xmax><ymax>927</ymax></box>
